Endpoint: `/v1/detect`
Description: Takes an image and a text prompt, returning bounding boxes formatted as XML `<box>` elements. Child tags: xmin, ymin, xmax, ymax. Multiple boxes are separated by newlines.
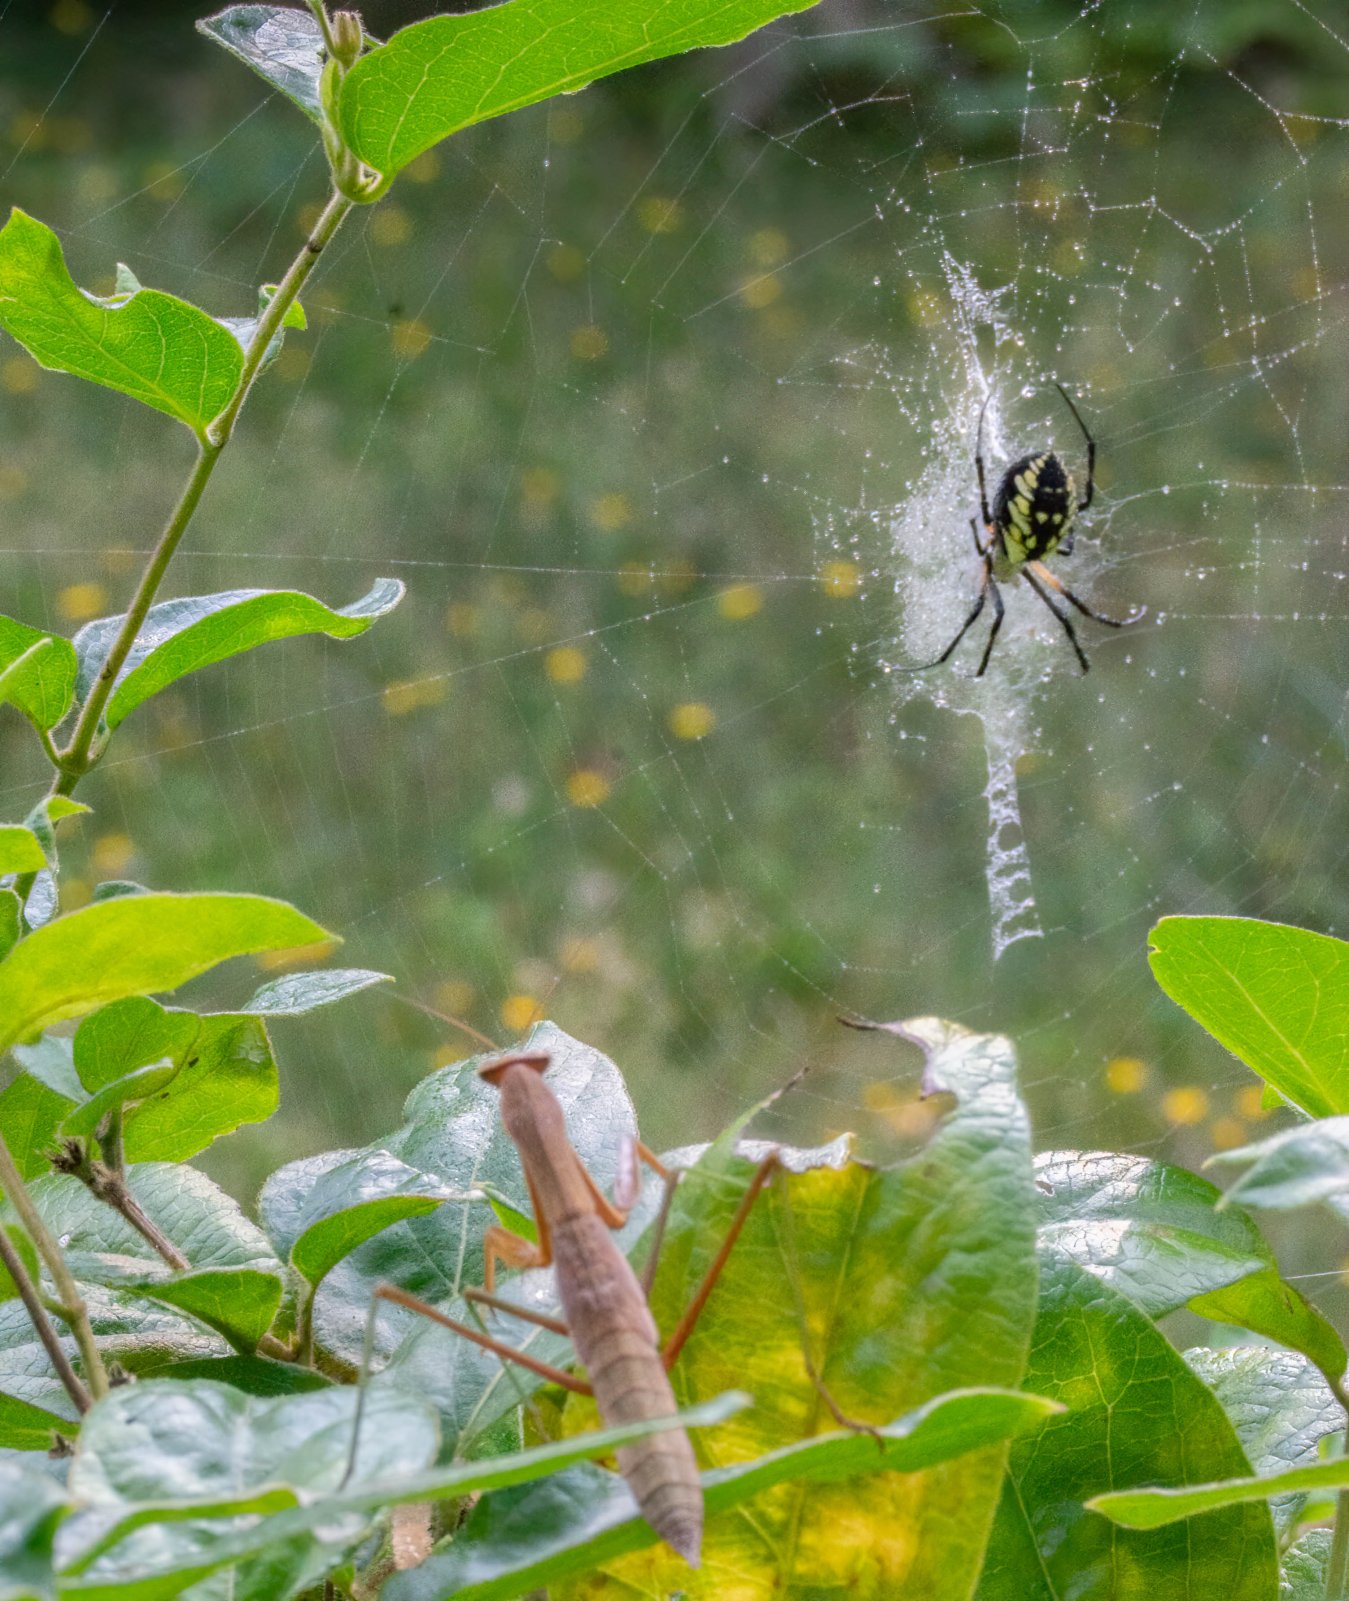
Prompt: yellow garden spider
<box><xmin>904</xmin><ymin>383</ymin><xmax>1143</xmax><ymax>677</ymax></box>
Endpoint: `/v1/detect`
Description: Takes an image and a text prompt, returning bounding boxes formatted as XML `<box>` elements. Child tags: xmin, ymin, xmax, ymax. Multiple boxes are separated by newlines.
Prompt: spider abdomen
<box><xmin>993</xmin><ymin>451</ymin><xmax>1075</xmax><ymax>566</ymax></box>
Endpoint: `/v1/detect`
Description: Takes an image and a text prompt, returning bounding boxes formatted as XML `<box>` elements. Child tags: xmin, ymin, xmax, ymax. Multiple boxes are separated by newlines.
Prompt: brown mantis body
<box><xmin>373</xmin><ymin>1051</ymin><xmax>776</xmax><ymax>1568</ymax></box>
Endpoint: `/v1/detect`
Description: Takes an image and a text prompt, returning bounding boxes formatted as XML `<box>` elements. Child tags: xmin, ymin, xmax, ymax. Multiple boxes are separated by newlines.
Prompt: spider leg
<box><xmin>898</xmin><ymin>558</ymin><xmax>991</xmax><ymax>672</ymax></box>
<box><xmin>973</xmin><ymin>578</ymin><xmax>1005</xmax><ymax>677</ymax></box>
<box><xmin>969</xmin><ymin>516</ymin><xmax>992</xmax><ymax>556</ymax></box>
<box><xmin>1053</xmin><ymin>382</ymin><xmax>1096</xmax><ymax>512</ymax></box>
<box><xmin>1020</xmin><ymin>566</ymin><xmax>1090</xmax><ymax>674</ymax></box>
<box><xmin>1028</xmin><ymin>561</ymin><xmax>1144</xmax><ymax>628</ymax></box>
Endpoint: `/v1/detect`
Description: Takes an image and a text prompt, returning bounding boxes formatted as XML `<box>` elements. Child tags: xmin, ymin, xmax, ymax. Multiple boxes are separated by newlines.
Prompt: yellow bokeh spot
<box><xmin>143</xmin><ymin>160</ymin><xmax>185</xmax><ymax>202</ymax></box>
<box><xmin>257</xmin><ymin>938</ymin><xmax>339</xmax><ymax>972</ymax></box>
<box><xmin>61</xmin><ymin>876</ymin><xmax>91</xmax><ymax>909</ymax></box>
<box><xmin>1339</xmin><ymin>1258</ymin><xmax>1349</xmax><ymax>1290</ymax></box>
<box><xmin>546</xmin><ymin>243</ymin><xmax>585</xmax><ymax>283</ymax></box>
<box><xmin>560</xmin><ymin>937</ymin><xmax>601</xmax><ymax>974</ymax></box>
<box><xmin>521</xmin><ymin>466</ymin><xmax>561</xmax><ymax>507</ymax></box>
<box><xmin>272</xmin><ymin>345</ymin><xmax>310</xmax><ymax>384</ymax></box>
<box><xmin>550</xmin><ymin>106</ymin><xmax>584</xmax><ymax>143</ymax></box>
<box><xmin>434</xmin><ymin>978</ymin><xmax>475</xmax><ymax>1016</ymax></box>
<box><xmin>1293</xmin><ymin>267</ymin><xmax>1321</xmax><ymax>303</ymax></box>
<box><xmin>76</xmin><ymin>165</ymin><xmax>118</xmax><ymax>205</ymax></box>
<box><xmin>819</xmin><ymin>561</ymin><xmax>861</xmax><ymax>598</ymax></box>
<box><xmin>669</xmin><ymin>702</ymin><xmax>715</xmax><ymax>740</ymax></box>
<box><xmin>390</xmin><ymin>318</ymin><xmax>432</xmax><ymax>360</ymax></box>
<box><xmin>297</xmin><ymin>202</ymin><xmax>325</xmax><ymax>236</ymax></box>
<box><xmin>403</xmin><ymin>151</ymin><xmax>441</xmax><ymax>184</ymax></box>
<box><xmin>906</xmin><ymin>288</ymin><xmax>945</xmax><ymax>330</ymax></box>
<box><xmin>0</xmin><ymin>464</ymin><xmax>28</xmax><ymax>500</ymax></box>
<box><xmin>638</xmin><ymin>196</ymin><xmax>683</xmax><ymax>235</ymax></box>
<box><xmin>56</xmin><ymin>582</ymin><xmax>106</xmax><ymax>623</ymax></box>
<box><xmin>1105</xmin><ymin>1056</ymin><xmax>1149</xmax><ymax>1095</ymax></box>
<box><xmin>369</xmin><ymin>206</ymin><xmax>412</xmax><ymax>248</ymax></box>
<box><xmin>546</xmin><ymin>646</ymin><xmax>587</xmax><ymax>684</ymax></box>
<box><xmin>501</xmin><ymin>993</ymin><xmax>544</xmax><ymax>1033</ymax></box>
<box><xmin>739</xmin><ymin>273</ymin><xmax>782</xmax><ymax>310</ymax></box>
<box><xmin>50</xmin><ymin>0</ymin><xmax>94</xmax><ymax>34</ymax></box>
<box><xmin>617</xmin><ymin>562</ymin><xmax>652</xmax><ymax>597</ymax></box>
<box><xmin>1234</xmin><ymin>1083</ymin><xmax>1274</xmax><ymax>1121</ymax></box>
<box><xmin>1209</xmin><ymin>1116</ymin><xmax>1247</xmax><ymax>1152</ymax></box>
<box><xmin>749</xmin><ymin>228</ymin><xmax>789</xmax><ymax>268</ymax></box>
<box><xmin>718</xmin><ymin>583</ymin><xmax>763</xmax><ymax>620</ymax></box>
<box><xmin>2</xmin><ymin>356</ymin><xmax>39</xmax><ymax>396</ymax></box>
<box><xmin>445</xmin><ymin>602</ymin><xmax>477</xmax><ymax>637</ymax></box>
<box><xmin>570</xmin><ymin>324</ymin><xmax>609</xmax><ymax>360</ymax></box>
<box><xmin>590</xmin><ymin>492</ymin><xmax>632</xmax><ymax>532</ymax></box>
<box><xmin>1161</xmin><ymin>1085</ymin><xmax>1210</xmax><ymax>1126</ymax></box>
<box><xmin>381</xmin><ymin>677</ymin><xmax>447</xmax><ymax>716</ymax></box>
<box><xmin>566</xmin><ymin>769</ymin><xmax>611</xmax><ymax>808</ymax></box>
<box><xmin>91</xmin><ymin>833</ymin><xmax>136</xmax><ymax>876</ymax></box>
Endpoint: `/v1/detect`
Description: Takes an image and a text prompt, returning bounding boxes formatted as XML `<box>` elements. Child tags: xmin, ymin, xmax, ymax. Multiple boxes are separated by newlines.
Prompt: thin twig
<box><xmin>0</xmin><ymin>1222</ymin><xmax>89</xmax><ymax>1414</ymax></box>
<box><xmin>54</xmin><ymin>1143</ymin><xmax>189</xmax><ymax>1272</ymax></box>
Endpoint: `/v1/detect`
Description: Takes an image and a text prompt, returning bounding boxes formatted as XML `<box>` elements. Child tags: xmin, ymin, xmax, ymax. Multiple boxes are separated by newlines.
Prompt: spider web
<box><xmin>2</xmin><ymin>0</ymin><xmax>1348</xmax><ymax>1323</ymax></box>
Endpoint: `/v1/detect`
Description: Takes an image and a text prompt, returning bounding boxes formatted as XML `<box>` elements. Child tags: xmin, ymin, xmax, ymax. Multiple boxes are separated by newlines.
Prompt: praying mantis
<box><xmin>369</xmin><ymin>1050</ymin><xmax>778</xmax><ymax>1568</ymax></box>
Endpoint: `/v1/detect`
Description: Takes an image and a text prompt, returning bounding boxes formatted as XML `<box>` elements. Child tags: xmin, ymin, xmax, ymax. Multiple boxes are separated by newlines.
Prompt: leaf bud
<box><xmin>331</xmin><ymin>11</ymin><xmax>364</xmax><ymax>69</ymax></box>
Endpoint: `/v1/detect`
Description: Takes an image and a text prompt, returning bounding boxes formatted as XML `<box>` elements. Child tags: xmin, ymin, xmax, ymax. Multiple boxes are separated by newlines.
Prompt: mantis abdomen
<box><xmin>554</xmin><ymin>1210</ymin><xmax>703</xmax><ymax>1566</ymax></box>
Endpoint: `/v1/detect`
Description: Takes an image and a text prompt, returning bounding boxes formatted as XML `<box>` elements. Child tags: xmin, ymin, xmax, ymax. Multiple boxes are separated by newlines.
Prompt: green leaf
<box><xmin>72</xmin><ymin>581</ymin><xmax>405</xmax><ymax>733</ymax></box>
<box><xmin>0</xmin><ymin>1301</ymin><xmax>80</xmax><ymax>1449</ymax></box>
<box><xmin>0</xmin><ymin>892</ymin><xmax>19</xmax><ymax>963</ymax></box>
<box><xmin>577</xmin><ymin>1016</ymin><xmax>1039</xmax><ymax>1597</ymax></box>
<box><xmin>0</xmin><ymin>1069</ymin><xmax>74</xmax><ymax>1180</ymax></box>
<box><xmin>1207</xmin><ymin>1116</ymin><xmax>1349</xmax><ymax>1212</ymax></box>
<box><xmin>73</xmin><ymin>998</ymin><xmax>199</xmax><ymax>1094</ymax></box>
<box><xmin>120</xmin><ymin>1012</ymin><xmax>278</xmax><ymax>1162</ymax></box>
<box><xmin>1281</xmin><ymin>1531</ymin><xmax>1332</xmax><ymax>1597</ymax></box>
<box><xmin>61</xmin><ymin>1393</ymin><xmax>746</xmax><ymax>1596</ymax></box>
<box><xmin>0</xmin><ymin>616</ymin><xmax>77</xmax><ymax>734</ymax></box>
<box><xmin>196</xmin><ymin>6</ymin><xmax>328</xmax><ymax>124</ymax></box>
<box><xmin>0</xmin><ymin>892</ymin><xmax>331</xmax><ymax>1051</ymax></box>
<box><xmin>0</xmin><ymin>1459</ymin><xmax>66</xmax><ymax>1601</ymax></box>
<box><xmin>392</xmin><ymin>1390</ymin><xmax>1057</xmax><ymax>1601</ymax></box>
<box><xmin>1088</xmin><ymin>1453</ymin><xmax>1349</xmax><ymax>1528</ymax></box>
<box><xmin>0</xmin><ymin>210</ymin><xmax>243</xmax><ymax>436</ymax></box>
<box><xmin>1034</xmin><ymin>1150</ymin><xmax>1347</xmax><ymax>1394</ymax></box>
<box><xmin>0</xmin><ymin>830</ymin><xmax>45</xmax><ymax>877</ymax></box>
<box><xmin>1149</xmin><ymin>916</ymin><xmax>1349</xmax><ymax>1117</ymax></box>
<box><xmin>239</xmin><ymin>967</ymin><xmax>392</xmax><ymax>1017</ymax></box>
<box><xmin>975</xmin><ymin>1257</ymin><xmax>1278</xmax><ymax>1600</ymax></box>
<box><xmin>1183</xmin><ymin>1346</ymin><xmax>1342</xmax><ymax>1538</ymax></box>
<box><xmin>0</xmin><ymin>1225</ymin><xmax>39</xmax><ymax>1304</ymax></box>
<box><xmin>34</xmin><ymin>1164</ymin><xmax>284</xmax><ymax>1352</ymax></box>
<box><xmin>59</xmin><ymin>1060</ymin><xmax>181</xmax><ymax>1138</ymax></box>
<box><xmin>338</xmin><ymin>0</ymin><xmax>827</xmax><ymax>180</ymax></box>
<box><xmin>287</xmin><ymin>1151</ymin><xmax>462</xmax><ymax>1290</ymax></box>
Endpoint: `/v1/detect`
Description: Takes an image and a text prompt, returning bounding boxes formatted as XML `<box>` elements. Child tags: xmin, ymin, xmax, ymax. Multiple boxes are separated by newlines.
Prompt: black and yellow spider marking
<box><xmin>904</xmin><ymin>383</ymin><xmax>1143</xmax><ymax>678</ymax></box>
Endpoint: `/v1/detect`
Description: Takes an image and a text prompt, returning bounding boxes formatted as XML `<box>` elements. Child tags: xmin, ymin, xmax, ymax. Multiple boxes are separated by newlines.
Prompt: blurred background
<box><xmin>1</xmin><ymin>0</ymin><xmax>1347</xmax><ymax>1315</ymax></box>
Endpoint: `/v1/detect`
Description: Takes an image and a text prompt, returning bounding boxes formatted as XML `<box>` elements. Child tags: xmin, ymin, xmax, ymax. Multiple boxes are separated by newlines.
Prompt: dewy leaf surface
<box><xmin>72</xmin><ymin>582</ymin><xmax>404</xmax><ymax>731</ymax></box>
<box><xmin>393</xmin><ymin>1390</ymin><xmax>1059</xmax><ymax>1601</ymax></box>
<box><xmin>0</xmin><ymin>893</ymin><xmax>330</xmax><ymax>1050</ymax></box>
<box><xmin>975</xmin><ymin>1257</ymin><xmax>1278</xmax><ymax>1600</ymax></box>
<box><xmin>0</xmin><ymin>1459</ymin><xmax>66</xmax><ymax>1601</ymax></box>
<box><xmin>196</xmin><ymin>6</ymin><xmax>328</xmax><ymax>124</ymax></box>
<box><xmin>1149</xmin><ymin>915</ymin><xmax>1349</xmax><ymax>1116</ymax></box>
<box><xmin>1207</xmin><ymin>1116</ymin><xmax>1349</xmax><ymax>1212</ymax></box>
<box><xmin>0</xmin><ymin>210</ymin><xmax>242</xmax><ymax>435</ymax></box>
<box><xmin>338</xmin><ymin>0</ymin><xmax>827</xmax><ymax>179</ymax></box>
<box><xmin>579</xmin><ymin>1016</ymin><xmax>1039</xmax><ymax>1599</ymax></box>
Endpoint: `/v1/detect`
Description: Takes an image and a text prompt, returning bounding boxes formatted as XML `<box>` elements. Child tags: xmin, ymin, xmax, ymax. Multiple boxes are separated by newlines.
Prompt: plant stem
<box><xmin>1328</xmin><ymin>1489</ymin><xmax>1349</xmax><ymax>1599</ymax></box>
<box><xmin>0</xmin><ymin>1222</ymin><xmax>89</xmax><ymax>1414</ymax></box>
<box><xmin>0</xmin><ymin>1129</ymin><xmax>108</xmax><ymax>1399</ymax></box>
<box><xmin>58</xmin><ymin>1144</ymin><xmax>189</xmax><ymax>1272</ymax></box>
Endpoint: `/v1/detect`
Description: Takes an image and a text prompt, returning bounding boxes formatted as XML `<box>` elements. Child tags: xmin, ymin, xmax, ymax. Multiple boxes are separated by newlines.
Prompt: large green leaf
<box><xmin>338</xmin><ymin>0</ymin><xmax>826</xmax><ymax>180</ymax></box>
<box><xmin>59</xmin><ymin>1060</ymin><xmax>182</xmax><ymax>1139</ymax></box>
<box><xmin>0</xmin><ymin>1459</ymin><xmax>66</xmax><ymax>1601</ymax></box>
<box><xmin>1149</xmin><ymin>916</ymin><xmax>1349</xmax><ymax>1117</ymax></box>
<box><xmin>72</xmin><ymin>999</ymin><xmax>199</xmax><ymax>1095</ymax></box>
<box><xmin>572</xmin><ymin>1017</ymin><xmax>1039</xmax><ymax>1598</ymax></box>
<box><xmin>1281</xmin><ymin>1531</ymin><xmax>1332</xmax><ymax>1597</ymax></box>
<box><xmin>196</xmin><ymin>6</ymin><xmax>328</xmax><ymax>124</ymax></box>
<box><xmin>0</xmin><ymin>615</ymin><xmax>77</xmax><ymax>734</ymax></box>
<box><xmin>32</xmin><ymin>1165</ymin><xmax>283</xmax><ymax>1353</ymax></box>
<box><xmin>1088</xmin><ymin>1456</ymin><xmax>1349</xmax><ymax>1528</ymax></box>
<box><xmin>72</xmin><ymin>582</ymin><xmax>404</xmax><ymax>733</ymax></box>
<box><xmin>1183</xmin><ymin>1346</ymin><xmax>1342</xmax><ymax>1539</ymax></box>
<box><xmin>1207</xmin><ymin>1116</ymin><xmax>1349</xmax><ymax>1213</ymax></box>
<box><xmin>237</xmin><ymin>967</ymin><xmax>391</xmax><ymax>1016</ymax></box>
<box><xmin>0</xmin><ymin>893</ymin><xmax>330</xmax><ymax>1051</ymax></box>
<box><xmin>60</xmin><ymin>1394</ymin><xmax>748</xmax><ymax>1598</ymax></box>
<box><xmin>0</xmin><ymin>211</ymin><xmax>243</xmax><ymax>436</ymax></box>
<box><xmin>975</xmin><ymin>1257</ymin><xmax>1278</xmax><ymax>1600</ymax></box>
<box><xmin>395</xmin><ymin>1390</ymin><xmax>1059</xmax><ymax>1601</ymax></box>
<box><xmin>0</xmin><ymin>1068</ymin><xmax>74</xmax><ymax>1181</ymax></box>
<box><xmin>0</xmin><ymin>892</ymin><xmax>19</xmax><ymax>964</ymax></box>
<box><xmin>0</xmin><ymin>830</ymin><xmax>45</xmax><ymax>878</ymax></box>
<box><xmin>1034</xmin><ymin>1150</ymin><xmax>1347</xmax><ymax>1392</ymax></box>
